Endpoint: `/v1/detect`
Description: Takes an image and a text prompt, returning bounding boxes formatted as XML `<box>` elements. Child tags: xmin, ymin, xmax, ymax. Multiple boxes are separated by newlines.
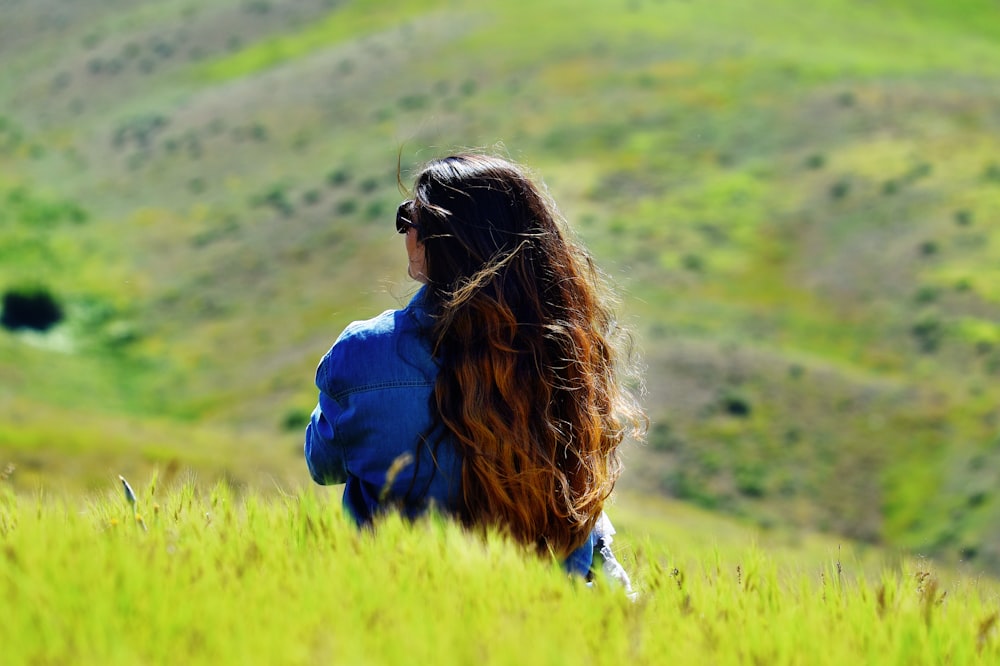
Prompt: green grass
<box><xmin>2</xmin><ymin>479</ymin><xmax>1000</xmax><ymax>665</ymax></box>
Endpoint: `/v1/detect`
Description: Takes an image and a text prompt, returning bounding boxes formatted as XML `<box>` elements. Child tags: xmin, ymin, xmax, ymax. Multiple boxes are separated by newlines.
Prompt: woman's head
<box><xmin>402</xmin><ymin>154</ymin><xmax>555</xmax><ymax>291</ymax></box>
<box><xmin>401</xmin><ymin>153</ymin><xmax>645</xmax><ymax>558</ymax></box>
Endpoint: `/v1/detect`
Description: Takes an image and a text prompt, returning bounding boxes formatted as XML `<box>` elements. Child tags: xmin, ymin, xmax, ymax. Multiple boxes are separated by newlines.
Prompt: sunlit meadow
<box><xmin>2</xmin><ymin>475</ymin><xmax>999</xmax><ymax>665</ymax></box>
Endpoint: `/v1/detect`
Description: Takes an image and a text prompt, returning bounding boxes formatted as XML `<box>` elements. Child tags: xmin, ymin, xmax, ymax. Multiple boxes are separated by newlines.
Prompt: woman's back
<box><xmin>305</xmin><ymin>287</ymin><xmax>462</xmax><ymax>523</ymax></box>
<box><xmin>305</xmin><ymin>152</ymin><xmax>645</xmax><ymax>575</ymax></box>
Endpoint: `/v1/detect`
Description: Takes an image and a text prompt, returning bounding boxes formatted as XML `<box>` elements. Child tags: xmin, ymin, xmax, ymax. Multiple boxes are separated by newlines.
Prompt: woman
<box><xmin>305</xmin><ymin>153</ymin><xmax>645</xmax><ymax>578</ymax></box>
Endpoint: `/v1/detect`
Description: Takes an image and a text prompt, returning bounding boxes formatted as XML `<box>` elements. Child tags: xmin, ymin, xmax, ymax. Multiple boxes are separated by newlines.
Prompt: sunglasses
<box><xmin>395</xmin><ymin>200</ymin><xmax>418</xmax><ymax>234</ymax></box>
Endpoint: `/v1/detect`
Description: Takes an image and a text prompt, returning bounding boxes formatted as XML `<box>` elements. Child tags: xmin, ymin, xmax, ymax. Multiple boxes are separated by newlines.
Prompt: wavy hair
<box><xmin>405</xmin><ymin>153</ymin><xmax>645</xmax><ymax>558</ymax></box>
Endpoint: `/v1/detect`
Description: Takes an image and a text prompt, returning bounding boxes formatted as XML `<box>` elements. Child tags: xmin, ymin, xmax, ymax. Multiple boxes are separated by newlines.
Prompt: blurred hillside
<box><xmin>2</xmin><ymin>0</ymin><xmax>1000</xmax><ymax>569</ymax></box>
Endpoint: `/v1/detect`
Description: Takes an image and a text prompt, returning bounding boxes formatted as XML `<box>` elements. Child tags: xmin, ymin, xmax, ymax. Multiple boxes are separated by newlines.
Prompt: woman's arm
<box><xmin>304</xmin><ymin>391</ymin><xmax>348</xmax><ymax>485</ymax></box>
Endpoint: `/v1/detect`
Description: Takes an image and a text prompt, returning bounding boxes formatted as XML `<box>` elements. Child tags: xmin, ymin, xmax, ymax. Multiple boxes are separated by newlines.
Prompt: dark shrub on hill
<box><xmin>281</xmin><ymin>408</ymin><xmax>310</xmax><ymax>432</ymax></box>
<box><xmin>914</xmin><ymin>286</ymin><xmax>938</xmax><ymax>304</ymax></box>
<box><xmin>1</xmin><ymin>287</ymin><xmax>63</xmax><ymax>332</ymax></box>
<box><xmin>327</xmin><ymin>169</ymin><xmax>350</xmax><ymax>187</ymax></box>
<box><xmin>911</xmin><ymin>313</ymin><xmax>944</xmax><ymax>353</ymax></box>
<box><xmin>804</xmin><ymin>153</ymin><xmax>825</xmax><ymax>170</ymax></box>
<box><xmin>244</xmin><ymin>1</ymin><xmax>272</xmax><ymax>14</ymax></box>
<box><xmin>682</xmin><ymin>254</ymin><xmax>704</xmax><ymax>272</ymax></box>
<box><xmin>364</xmin><ymin>200</ymin><xmax>386</xmax><ymax>220</ymax></box>
<box><xmin>837</xmin><ymin>91</ymin><xmax>855</xmax><ymax>107</ymax></box>
<box><xmin>398</xmin><ymin>94</ymin><xmax>428</xmax><ymax>111</ymax></box>
<box><xmin>735</xmin><ymin>463</ymin><xmax>767</xmax><ymax>498</ymax></box>
<box><xmin>649</xmin><ymin>421</ymin><xmax>682</xmax><ymax>452</ymax></box>
<box><xmin>905</xmin><ymin>162</ymin><xmax>933</xmax><ymax>183</ymax></box>
<box><xmin>829</xmin><ymin>179</ymin><xmax>850</xmax><ymax>200</ymax></box>
<box><xmin>459</xmin><ymin>79</ymin><xmax>477</xmax><ymax>96</ymax></box>
<box><xmin>954</xmin><ymin>210</ymin><xmax>973</xmax><ymax>226</ymax></box>
<box><xmin>250</xmin><ymin>124</ymin><xmax>268</xmax><ymax>142</ymax></box>
<box><xmin>719</xmin><ymin>387</ymin><xmax>752</xmax><ymax>417</ymax></box>
<box><xmin>251</xmin><ymin>185</ymin><xmax>294</xmax><ymax>217</ymax></box>
<box><xmin>983</xmin><ymin>162</ymin><xmax>1000</xmax><ymax>183</ymax></box>
<box><xmin>335</xmin><ymin>198</ymin><xmax>357</xmax><ymax>215</ymax></box>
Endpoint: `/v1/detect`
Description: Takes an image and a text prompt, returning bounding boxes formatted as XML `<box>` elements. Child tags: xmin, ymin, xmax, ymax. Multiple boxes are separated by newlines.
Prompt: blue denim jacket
<box><xmin>305</xmin><ymin>286</ymin><xmax>601</xmax><ymax>576</ymax></box>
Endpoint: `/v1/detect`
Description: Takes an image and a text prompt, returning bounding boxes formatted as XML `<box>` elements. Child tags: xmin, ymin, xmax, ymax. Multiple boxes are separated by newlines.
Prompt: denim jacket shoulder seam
<box><xmin>329</xmin><ymin>378</ymin><xmax>434</xmax><ymax>402</ymax></box>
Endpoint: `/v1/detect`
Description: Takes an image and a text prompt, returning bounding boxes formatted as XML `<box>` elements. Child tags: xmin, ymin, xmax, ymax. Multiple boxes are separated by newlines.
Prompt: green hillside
<box><xmin>2</xmin><ymin>0</ymin><xmax>1000</xmax><ymax>570</ymax></box>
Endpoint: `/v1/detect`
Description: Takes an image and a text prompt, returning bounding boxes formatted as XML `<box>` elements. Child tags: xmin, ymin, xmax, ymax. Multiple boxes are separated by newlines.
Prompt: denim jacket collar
<box><xmin>406</xmin><ymin>285</ymin><xmax>437</xmax><ymax>334</ymax></box>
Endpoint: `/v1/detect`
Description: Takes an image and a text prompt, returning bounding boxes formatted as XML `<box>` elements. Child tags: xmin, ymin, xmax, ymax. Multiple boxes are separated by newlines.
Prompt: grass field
<box><xmin>3</xmin><ymin>0</ymin><xmax>1000</xmax><ymax>589</ymax></box>
<box><xmin>3</xmin><ymin>476</ymin><xmax>1000</xmax><ymax>665</ymax></box>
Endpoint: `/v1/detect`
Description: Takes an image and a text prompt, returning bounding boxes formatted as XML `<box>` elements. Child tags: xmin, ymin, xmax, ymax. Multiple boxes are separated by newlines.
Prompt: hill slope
<box><xmin>2</xmin><ymin>0</ymin><xmax>1000</xmax><ymax>569</ymax></box>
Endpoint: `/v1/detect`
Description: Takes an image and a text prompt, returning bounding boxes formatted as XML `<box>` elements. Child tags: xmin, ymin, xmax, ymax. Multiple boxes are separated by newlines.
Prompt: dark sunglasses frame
<box><xmin>395</xmin><ymin>200</ymin><xmax>418</xmax><ymax>234</ymax></box>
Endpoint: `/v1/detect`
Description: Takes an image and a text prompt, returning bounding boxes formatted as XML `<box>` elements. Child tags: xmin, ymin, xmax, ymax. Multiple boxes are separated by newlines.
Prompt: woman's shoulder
<box><xmin>316</xmin><ymin>290</ymin><xmax>436</xmax><ymax>397</ymax></box>
<box><xmin>334</xmin><ymin>288</ymin><xmax>432</xmax><ymax>348</ymax></box>
<box><xmin>335</xmin><ymin>307</ymin><xmax>403</xmax><ymax>346</ymax></box>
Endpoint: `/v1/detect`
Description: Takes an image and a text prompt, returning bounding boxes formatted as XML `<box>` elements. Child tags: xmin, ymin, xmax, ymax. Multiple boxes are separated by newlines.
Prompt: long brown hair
<box><xmin>406</xmin><ymin>153</ymin><xmax>645</xmax><ymax>557</ymax></box>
